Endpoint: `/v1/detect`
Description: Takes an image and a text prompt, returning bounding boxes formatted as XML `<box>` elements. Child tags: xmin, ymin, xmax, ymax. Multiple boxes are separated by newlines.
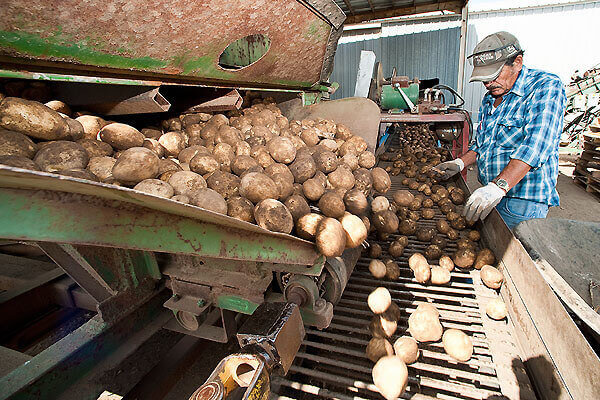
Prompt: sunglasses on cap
<box><xmin>467</xmin><ymin>44</ymin><xmax>520</xmax><ymax>67</ymax></box>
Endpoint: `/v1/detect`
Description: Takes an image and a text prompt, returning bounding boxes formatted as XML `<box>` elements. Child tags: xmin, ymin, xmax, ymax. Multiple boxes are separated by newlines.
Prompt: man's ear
<box><xmin>514</xmin><ymin>55</ymin><xmax>523</xmax><ymax>68</ymax></box>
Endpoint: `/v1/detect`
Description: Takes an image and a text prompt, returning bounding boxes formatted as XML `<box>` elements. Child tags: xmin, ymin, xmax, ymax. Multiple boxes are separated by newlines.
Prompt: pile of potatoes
<box><xmin>0</xmin><ymin>82</ymin><xmax>392</xmax><ymax>258</ymax></box>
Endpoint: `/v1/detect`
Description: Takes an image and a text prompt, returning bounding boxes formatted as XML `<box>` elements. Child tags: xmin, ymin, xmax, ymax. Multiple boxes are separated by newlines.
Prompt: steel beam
<box><xmin>344</xmin><ymin>1</ymin><xmax>464</xmax><ymax>24</ymax></box>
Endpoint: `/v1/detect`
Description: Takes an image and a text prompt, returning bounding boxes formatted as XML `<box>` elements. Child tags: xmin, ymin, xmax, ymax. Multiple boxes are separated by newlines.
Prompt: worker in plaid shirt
<box><xmin>436</xmin><ymin>32</ymin><xmax>566</xmax><ymax>230</ymax></box>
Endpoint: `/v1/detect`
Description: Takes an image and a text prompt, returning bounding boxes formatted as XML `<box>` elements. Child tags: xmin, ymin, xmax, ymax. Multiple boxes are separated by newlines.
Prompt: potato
<box><xmin>60</xmin><ymin>168</ymin><xmax>98</xmax><ymax>181</ymax></box>
<box><xmin>367</xmin><ymin>287</ymin><xmax>391</xmax><ymax>314</ymax></box>
<box><xmin>2</xmin><ymin>156</ymin><xmax>38</xmax><ymax>173</ymax></box>
<box><xmin>398</xmin><ymin>219</ymin><xmax>417</xmax><ymax>235</ymax></box>
<box><xmin>77</xmin><ymin>139</ymin><xmax>113</xmax><ymax>158</ymax></box>
<box><xmin>467</xmin><ymin>230</ymin><xmax>481</xmax><ymax>242</ymax></box>
<box><xmin>64</xmin><ymin>117</ymin><xmax>84</xmax><ymax>141</ymax></box>
<box><xmin>215</xmin><ymin>125</ymin><xmax>242</xmax><ymax>147</ymax></box>
<box><xmin>431</xmin><ymin>235</ymin><xmax>447</xmax><ymax>249</ymax></box>
<box><xmin>372</xmin><ymin>210</ymin><xmax>399</xmax><ymax>234</ymax></box>
<box><xmin>313</xmin><ymin>150</ymin><xmax>338</xmax><ymax>174</ymax></box>
<box><xmin>159</xmin><ymin>158</ymin><xmax>182</xmax><ymax>175</ymax></box>
<box><xmin>266</xmin><ymin>136</ymin><xmax>296</xmax><ymax>164</ymax></box>
<box><xmin>188</xmin><ymin>188</ymin><xmax>227</xmax><ymax>214</ymax></box>
<box><xmin>142</xmin><ymin>138</ymin><xmax>165</xmax><ymax>158</ymax></box>
<box><xmin>453</xmin><ymin>248</ymin><xmax>476</xmax><ymax>269</ymax></box>
<box><xmin>430</xmin><ymin>266</ymin><xmax>451</xmax><ymax>285</ymax></box>
<box><xmin>423</xmin><ymin>198</ymin><xmax>434</xmax><ymax>208</ymax></box>
<box><xmin>239</xmin><ymin>172</ymin><xmax>278</xmax><ymax>204</ymax></box>
<box><xmin>449</xmin><ymin>190</ymin><xmax>465</xmax><ymax>205</ymax></box>
<box><xmin>414</xmin><ymin>264</ymin><xmax>431</xmax><ymax>283</ymax></box>
<box><xmin>206</xmin><ymin>170</ymin><xmax>240</xmax><ymax>199</ymax></box>
<box><xmin>87</xmin><ymin>156</ymin><xmax>116</xmax><ymax>182</ymax></box>
<box><xmin>253</xmin><ymin>199</ymin><xmax>293</xmax><ymax>234</ymax></box>
<box><xmin>230</xmin><ymin>155</ymin><xmax>259</xmax><ymax>176</ymax></box>
<box><xmin>0</xmin><ymin>129</ymin><xmax>37</xmax><ymax>158</ymax></box>
<box><xmin>408</xmin><ymin>304</ymin><xmax>443</xmax><ymax>342</ymax></box>
<box><xmin>342</xmin><ymin>189</ymin><xmax>368</xmax><ymax>216</ymax></box>
<box><xmin>213</xmin><ymin>142</ymin><xmax>235</xmax><ymax>171</ymax></box>
<box><xmin>407</xmin><ymin>210</ymin><xmax>420</xmax><ymax>221</ymax></box>
<box><xmin>141</xmin><ymin>127</ymin><xmax>162</xmax><ymax>140</ymax></box>
<box><xmin>439</xmin><ymin>255</ymin><xmax>454</xmax><ymax>272</ymax></box>
<box><xmin>168</xmin><ymin>171</ymin><xmax>207</xmax><ymax>197</ymax></box>
<box><xmin>315</xmin><ymin>217</ymin><xmax>346</xmax><ymax>257</ymax></box>
<box><xmin>450</xmin><ymin>216</ymin><xmax>467</xmax><ymax>230</ymax></box>
<box><xmin>481</xmin><ymin>265</ymin><xmax>504</xmax><ymax>289</ymax></box>
<box><xmin>284</xmin><ymin>194</ymin><xmax>311</xmax><ymax>221</ymax></box>
<box><xmin>34</xmin><ymin>141</ymin><xmax>89</xmax><ymax>172</ymax></box>
<box><xmin>134</xmin><ymin>179</ymin><xmax>174</xmax><ymax>198</ymax></box>
<box><xmin>369</xmin><ymin>315</ymin><xmax>397</xmax><ymax>338</ymax></box>
<box><xmin>189</xmin><ymin>154</ymin><xmax>219</xmax><ymax>175</ymax></box>
<box><xmin>371</xmin><ymin>196</ymin><xmax>390</xmax><ymax>213</ymax></box>
<box><xmin>353</xmin><ymin>168</ymin><xmax>373</xmax><ymax>195</ymax></box>
<box><xmin>264</xmin><ymin>163</ymin><xmax>294</xmax><ymax>182</ymax></box>
<box><xmin>388</xmin><ymin>240</ymin><xmax>405</xmax><ymax>258</ymax></box>
<box><xmin>158</xmin><ymin>131</ymin><xmax>186</xmax><ymax>157</ymax></box>
<box><xmin>0</xmin><ymin>97</ymin><xmax>70</xmax><ymax>140</ymax></box>
<box><xmin>408</xmin><ymin>253</ymin><xmax>428</xmax><ymax>271</ymax></box>
<box><xmin>296</xmin><ymin>213</ymin><xmax>325</xmax><ymax>240</ymax></box>
<box><xmin>341</xmin><ymin>153</ymin><xmax>359</xmax><ymax>170</ymax></box>
<box><xmin>99</xmin><ymin>123</ymin><xmax>144</xmax><ymax>150</ymax></box>
<box><xmin>457</xmin><ymin>238</ymin><xmax>476</xmax><ymax>251</ymax></box>
<box><xmin>163</xmin><ymin>117</ymin><xmax>182</xmax><ymax>132</ymax></box>
<box><xmin>486</xmin><ymin>297</ymin><xmax>508</xmax><ymax>320</ymax></box>
<box><xmin>289</xmin><ymin>155</ymin><xmax>316</xmax><ymax>183</ymax></box>
<box><xmin>366</xmin><ymin>338</ymin><xmax>394</xmax><ymax>363</ymax></box>
<box><xmin>447</xmin><ymin>228</ymin><xmax>459</xmax><ymax>240</ymax></box>
<box><xmin>327</xmin><ymin>164</ymin><xmax>355</xmax><ymax>190</ymax></box>
<box><xmin>422</xmin><ymin>208</ymin><xmax>435</xmax><ymax>219</ymax></box>
<box><xmin>369</xmin><ymin>243</ymin><xmax>382</xmax><ymax>259</ymax></box>
<box><xmin>393</xmin><ymin>336</ymin><xmax>419</xmax><ymax>364</ymax></box>
<box><xmin>424</xmin><ymin>244</ymin><xmax>443</xmax><ymax>260</ymax></box>
<box><xmin>442</xmin><ymin>329</ymin><xmax>473</xmax><ymax>362</ymax></box>
<box><xmin>340</xmin><ymin>213</ymin><xmax>367</xmax><ymax>248</ymax></box>
<box><xmin>474</xmin><ymin>248</ymin><xmax>496</xmax><ymax>270</ymax></box>
<box><xmin>45</xmin><ymin>100</ymin><xmax>71</xmax><ymax>115</ymax></box>
<box><xmin>416</xmin><ymin>227</ymin><xmax>435</xmax><ymax>242</ymax></box>
<box><xmin>381</xmin><ymin>301</ymin><xmax>401</xmax><ymax>322</ymax></box>
<box><xmin>372</xmin><ymin>356</ymin><xmax>408</xmax><ymax>400</ymax></box>
<box><xmin>358</xmin><ymin>151</ymin><xmax>376</xmax><ymax>168</ymax></box>
<box><xmin>385</xmin><ymin>260</ymin><xmax>401</xmax><ymax>280</ymax></box>
<box><xmin>408</xmin><ymin>198</ymin><xmax>422</xmax><ymax>211</ymax></box>
<box><xmin>302</xmin><ymin>178</ymin><xmax>325</xmax><ymax>201</ymax></box>
<box><xmin>318</xmin><ymin>191</ymin><xmax>345</xmax><ymax>218</ymax></box>
<box><xmin>393</xmin><ymin>190</ymin><xmax>414</xmax><ymax>207</ymax></box>
<box><xmin>371</xmin><ymin>167</ymin><xmax>391</xmax><ymax>194</ymax></box>
<box><xmin>227</xmin><ymin>196</ymin><xmax>255</xmax><ymax>223</ymax></box>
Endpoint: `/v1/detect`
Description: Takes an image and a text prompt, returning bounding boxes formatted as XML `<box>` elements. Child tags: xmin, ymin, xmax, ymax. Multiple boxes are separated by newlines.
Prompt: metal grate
<box><xmin>272</xmin><ymin>132</ymin><xmax>532</xmax><ymax>400</ymax></box>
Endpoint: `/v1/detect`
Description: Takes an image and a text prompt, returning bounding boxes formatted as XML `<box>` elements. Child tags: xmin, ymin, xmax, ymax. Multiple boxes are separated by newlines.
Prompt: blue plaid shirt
<box><xmin>470</xmin><ymin>66</ymin><xmax>566</xmax><ymax>206</ymax></box>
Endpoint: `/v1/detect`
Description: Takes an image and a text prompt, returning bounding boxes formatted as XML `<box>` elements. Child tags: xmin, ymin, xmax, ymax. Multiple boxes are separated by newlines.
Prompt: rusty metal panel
<box><xmin>0</xmin><ymin>0</ymin><xmax>345</xmax><ymax>89</ymax></box>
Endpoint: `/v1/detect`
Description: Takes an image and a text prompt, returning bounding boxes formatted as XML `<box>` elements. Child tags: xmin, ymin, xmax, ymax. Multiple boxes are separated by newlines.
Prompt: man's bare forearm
<box><xmin>496</xmin><ymin>159</ymin><xmax>531</xmax><ymax>190</ymax></box>
<box><xmin>459</xmin><ymin>150</ymin><xmax>477</xmax><ymax>167</ymax></box>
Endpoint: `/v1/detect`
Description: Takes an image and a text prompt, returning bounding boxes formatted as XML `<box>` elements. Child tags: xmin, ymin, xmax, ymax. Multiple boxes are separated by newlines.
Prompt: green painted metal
<box><xmin>380</xmin><ymin>82</ymin><xmax>420</xmax><ymax>110</ymax></box>
<box><xmin>218</xmin><ymin>34</ymin><xmax>271</xmax><ymax>70</ymax></box>
<box><xmin>0</xmin><ymin>69</ymin><xmax>159</xmax><ymax>86</ymax></box>
<box><xmin>217</xmin><ymin>294</ymin><xmax>260</xmax><ymax>315</ymax></box>
<box><xmin>0</xmin><ymin>188</ymin><xmax>319</xmax><ymax>266</ymax></box>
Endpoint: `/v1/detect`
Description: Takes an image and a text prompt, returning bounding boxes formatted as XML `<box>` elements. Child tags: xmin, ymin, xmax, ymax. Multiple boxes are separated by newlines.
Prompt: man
<box><xmin>436</xmin><ymin>32</ymin><xmax>566</xmax><ymax>230</ymax></box>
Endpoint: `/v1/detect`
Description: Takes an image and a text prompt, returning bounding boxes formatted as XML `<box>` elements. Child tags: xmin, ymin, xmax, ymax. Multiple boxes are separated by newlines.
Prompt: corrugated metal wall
<box><xmin>330</xmin><ymin>27</ymin><xmax>461</xmax><ymax>100</ymax></box>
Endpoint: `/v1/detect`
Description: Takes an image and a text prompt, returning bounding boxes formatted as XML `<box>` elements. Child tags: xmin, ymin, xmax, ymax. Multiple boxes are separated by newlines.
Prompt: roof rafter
<box><xmin>344</xmin><ymin>0</ymin><xmax>466</xmax><ymax>24</ymax></box>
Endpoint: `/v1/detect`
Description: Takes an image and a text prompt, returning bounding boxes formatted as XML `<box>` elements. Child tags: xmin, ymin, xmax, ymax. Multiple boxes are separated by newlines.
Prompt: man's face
<box><xmin>483</xmin><ymin>55</ymin><xmax>523</xmax><ymax>98</ymax></box>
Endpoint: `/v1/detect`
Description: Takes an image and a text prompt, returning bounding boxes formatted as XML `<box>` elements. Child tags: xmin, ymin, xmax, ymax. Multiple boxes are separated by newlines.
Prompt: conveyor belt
<box><xmin>272</xmin><ymin>134</ymin><xmax>534</xmax><ymax>400</ymax></box>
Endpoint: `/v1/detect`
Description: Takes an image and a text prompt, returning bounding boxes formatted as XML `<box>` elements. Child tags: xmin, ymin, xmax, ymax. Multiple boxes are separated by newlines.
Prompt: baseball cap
<box><xmin>468</xmin><ymin>32</ymin><xmax>522</xmax><ymax>82</ymax></box>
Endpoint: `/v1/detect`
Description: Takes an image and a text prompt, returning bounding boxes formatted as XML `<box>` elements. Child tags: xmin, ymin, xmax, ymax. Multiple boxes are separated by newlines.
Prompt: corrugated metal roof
<box><xmin>335</xmin><ymin>0</ymin><xmax>467</xmax><ymax>24</ymax></box>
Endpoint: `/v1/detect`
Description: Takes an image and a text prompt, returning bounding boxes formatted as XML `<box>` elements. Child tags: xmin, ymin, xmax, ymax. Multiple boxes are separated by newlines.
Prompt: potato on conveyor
<box><xmin>313</xmin><ymin>150</ymin><xmax>338</xmax><ymax>173</ymax></box>
<box><xmin>159</xmin><ymin>131</ymin><xmax>187</xmax><ymax>157</ymax></box>
<box><xmin>369</xmin><ymin>259</ymin><xmax>387</xmax><ymax>279</ymax></box>
<box><xmin>369</xmin><ymin>315</ymin><xmax>397</xmax><ymax>338</ymax></box>
<box><xmin>408</xmin><ymin>253</ymin><xmax>428</xmax><ymax>271</ymax></box>
<box><xmin>408</xmin><ymin>303</ymin><xmax>442</xmax><ymax>342</ymax></box>
<box><xmin>372</xmin><ymin>210</ymin><xmax>399</xmax><ymax>234</ymax></box>
<box><xmin>381</xmin><ymin>301</ymin><xmax>401</xmax><ymax>322</ymax></box>
<box><xmin>99</xmin><ymin>122</ymin><xmax>145</xmax><ymax>150</ymax></box>
<box><xmin>167</xmin><ymin>171</ymin><xmax>207</xmax><ymax>198</ymax></box>
<box><xmin>392</xmin><ymin>189</ymin><xmax>414</xmax><ymax>207</ymax></box>
<box><xmin>302</xmin><ymin>177</ymin><xmax>325</xmax><ymax>201</ymax></box>
<box><xmin>446</xmin><ymin>228</ymin><xmax>459</xmax><ymax>240</ymax></box>
<box><xmin>384</xmin><ymin>259</ymin><xmax>401</xmax><ymax>280</ymax></box>
<box><xmin>239</xmin><ymin>172</ymin><xmax>278</xmax><ymax>204</ymax></box>
<box><xmin>189</xmin><ymin>154</ymin><xmax>219</xmax><ymax>175</ymax></box>
<box><xmin>315</xmin><ymin>217</ymin><xmax>346</xmax><ymax>257</ymax></box>
<box><xmin>295</xmin><ymin>213</ymin><xmax>324</xmax><ymax>241</ymax></box>
<box><xmin>398</xmin><ymin>219</ymin><xmax>417</xmax><ymax>235</ymax></box>
<box><xmin>64</xmin><ymin>117</ymin><xmax>85</xmax><ymax>141</ymax></box>
<box><xmin>436</xmin><ymin>219</ymin><xmax>451</xmax><ymax>234</ymax></box>
<box><xmin>368</xmin><ymin>287</ymin><xmax>392</xmax><ymax>314</ymax></box>
<box><xmin>439</xmin><ymin>255</ymin><xmax>455</xmax><ymax>272</ymax></box>
<box><xmin>77</xmin><ymin>139</ymin><xmax>113</xmax><ymax>158</ymax></box>
<box><xmin>266</xmin><ymin>136</ymin><xmax>296</xmax><ymax>164</ymax></box>
<box><xmin>371</xmin><ymin>167</ymin><xmax>391</xmax><ymax>194</ymax></box>
<box><xmin>0</xmin><ymin>129</ymin><xmax>38</xmax><ymax>158</ymax></box>
<box><xmin>474</xmin><ymin>248</ymin><xmax>496</xmax><ymax>270</ymax></box>
<box><xmin>366</xmin><ymin>338</ymin><xmax>394</xmax><ymax>363</ymax></box>
<box><xmin>289</xmin><ymin>155</ymin><xmax>316</xmax><ymax>183</ymax></box>
<box><xmin>206</xmin><ymin>170</ymin><xmax>240</xmax><ymax>199</ymax></box>
<box><xmin>226</xmin><ymin>196</ymin><xmax>255</xmax><ymax>223</ymax></box>
<box><xmin>0</xmin><ymin>97</ymin><xmax>70</xmax><ymax>140</ymax></box>
<box><xmin>481</xmin><ymin>265</ymin><xmax>504</xmax><ymax>289</ymax></box>
<box><xmin>59</xmin><ymin>168</ymin><xmax>97</xmax><ymax>181</ymax></box>
<box><xmin>416</xmin><ymin>227</ymin><xmax>435</xmax><ymax>242</ymax></box>
<box><xmin>486</xmin><ymin>297</ymin><xmax>508</xmax><ymax>320</ymax></box>
<box><xmin>372</xmin><ymin>356</ymin><xmax>408</xmax><ymax>400</ymax></box>
<box><xmin>134</xmin><ymin>179</ymin><xmax>174</xmax><ymax>198</ymax></box>
<box><xmin>453</xmin><ymin>248</ymin><xmax>476</xmax><ymax>269</ymax></box>
<box><xmin>393</xmin><ymin>336</ymin><xmax>419</xmax><ymax>364</ymax></box>
<box><xmin>413</xmin><ymin>263</ymin><xmax>431</xmax><ymax>283</ymax></box>
<box><xmin>388</xmin><ymin>239</ymin><xmax>405</xmax><ymax>258</ymax></box>
<box><xmin>422</xmin><ymin>208</ymin><xmax>435</xmax><ymax>219</ymax></box>
<box><xmin>430</xmin><ymin>266</ymin><xmax>451</xmax><ymax>285</ymax></box>
<box><xmin>467</xmin><ymin>230</ymin><xmax>481</xmax><ymax>242</ymax></box>
<box><xmin>253</xmin><ymin>198</ymin><xmax>293</xmax><ymax>234</ymax></box>
<box><xmin>340</xmin><ymin>213</ymin><xmax>367</xmax><ymax>248</ymax></box>
<box><xmin>87</xmin><ymin>156</ymin><xmax>116</xmax><ymax>182</ymax></box>
<box><xmin>318</xmin><ymin>190</ymin><xmax>345</xmax><ymax>218</ymax></box>
<box><xmin>431</xmin><ymin>235</ymin><xmax>447</xmax><ymax>249</ymax></box>
<box><xmin>353</xmin><ymin>168</ymin><xmax>373</xmax><ymax>196</ymax></box>
<box><xmin>0</xmin><ymin>155</ymin><xmax>39</xmax><ymax>170</ymax></box>
<box><xmin>442</xmin><ymin>329</ymin><xmax>473</xmax><ymax>362</ymax></box>
<box><xmin>328</xmin><ymin>164</ymin><xmax>355</xmax><ymax>190</ymax></box>
<box><xmin>371</xmin><ymin>196</ymin><xmax>390</xmax><ymax>213</ymax></box>
<box><xmin>369</xmin><ymin>243</ymin><xmax>382</xmax><ymax>259</ymax></box>
<box><xmin>284</xmin><ymin>194</ymin><xmax>310</xmax><ymax>221</ymax></box>
<box><xmin>34</xmin><ymin>141</ymin><xmax>89</xmax><ymax>172</ymax></box>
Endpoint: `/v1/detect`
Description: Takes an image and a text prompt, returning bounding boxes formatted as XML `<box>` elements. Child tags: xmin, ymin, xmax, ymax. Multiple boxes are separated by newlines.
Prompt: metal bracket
<box><xmin>164</xmin><ymin>307</ymin><xmax>237</xmax><ymax>343</ymax></box>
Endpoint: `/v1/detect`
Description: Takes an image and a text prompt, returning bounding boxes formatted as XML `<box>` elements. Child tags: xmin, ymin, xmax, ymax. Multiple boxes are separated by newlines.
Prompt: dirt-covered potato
<box><xmin>253</xmin><ymin>199</ymin><xmax>293</xmax><ymax>234</ymax></box>
<box><xmin>168</xmin><ymin>171</ymin><xmax>207</xmax><ymax>197</ymax></box>
<box><xmin>385</xmin><ymin>260</ymin><xmax>401</xmax><ymax>280</ymax></box>
<box><xmin>413</xmin><ymin>264</ymin><xmax>431</xmax><ymax>283</ymax></box>
<box><xmin>34</xmin><ymin>141</ymin><xmax>89</xmax><ymax>172</ymax></box>
<box><xmin>229</xmin><ymin>155</ymin><xmax>258</xmax><ymax>176</ymax></box>
<box><xmin>0</xmin><ymin>97</ymin><xmax>70</xmax><ymax>140</ymax></box>
<box><xmin>285</xmin><ymin>194</ymin><xmax>311</xmax><ymax>221</ymax></box>
<box><xmin>474</xmin><ymin>248</ymin><xmax>496</xmax><ymax>270</ymax></box>
<box><xmin>327</xmin><ymin>165</ymin><xmax>355</xmax><ymax>190</ymax></box>
<box><xmin>422</xmin><ymin>208</ymin><xmax>435</xmax><ymax>219</ymax></box>
<box><xmin>213</xmin><ymin>143</ymin><xmax>235</xmax><ymax>172</ymax></box>
<box><xmin>431</xmin><ymin>235</ymin><xmax>447</xmax><ymax>249</ymax></box>
<box><xmin>370</xmin><ymin>197</ymin><xmax>388</xmax><ymax>214</ymax></box>
<box><xmin>133</xmin><ymin>179</ymin><xmax>174</xmax><ymax>198</ymax></box>
<box><xmin>140</xmin><ymin>138</ymin><xmax>164</xmax><ymax>158</ymax></box>
<box><xmin>295</xmin><ymin>213</ymin><xmax>325</xmax><ymax>240</ymax></box>
<box><xmin>439</xmin><ymin>255</ymin><xmax>454</xmax><ymax>272</ymax></box>
<box><xmin>486</xmin><ymin>297</ymin><xmax>508</xmax><ymax>320</ymax></box>
<box><xmin>392</xmin><ymin>190</ymin><xmax>414</xmax><ymax>207</ymax></box>
<box><xmin>315</xmin><ymin>217</ymin><xmax>346</xmax><ymax>257</ymax></box>
<box><xmin>457</xmin><ymin>238</ymin><xmax>476</xmax><ymax>251</ymax></box>
<box><xmin>481</xmin><ymin>265</ymin><xmax>504</xmax><ymax>289</ymax></box>
<box><xmin>416</xmin><ymin>227</ymin><xmax>435</xmax><ymax>242</ymax></box>
<box><xmin>188</xmin><ymin>188</ymin><xmax>227</xmax><ymax>214</ymax></box>
<box><xmin>388</xmin><ymin>239</ymin><xmax>405</xmax><ymax>258</ymax></box>
<box><xmin>158</xmin><ymin>159</ymin><xmax>182</xmax><ymax>175</ymax></box>
<box><xmin>269</xmin><ymin>173</ymin><xmax>292</xmax><ymax>200</ymax></box>
<box><xmin>99</xmin><ymin>123</ymin><xmax>145</xmax><ymax>150</ymax></box>
<box><xmin>369</xmin><ymin>315</ymin><xmax>397</xmax><ymax>338</ymax></box>
<box><xmin>358</xmin><ymin>151</ymin><xmax>376</xmax><ymax>168</ymax></box>
<box><xmin>77</xmin><ymin>139</ymin><xmax>113</xmax><ymax>158</ymax></box>
<box><xmin>423</xmin><ymin>198</ymin><xmax>434</xmax><ymax>208</ymax></box>
<box><xmin>189</xmin><ymin>154</ymin><xmax>219</xmax><ymax>176</ymax></box>
<box><xmin>266</xmin><ymin>136</ymin><xmax>296</xmax><ymax>164</ymax></box>
<box><xmin>0</xmin><ymin>129</ymin><xmax>38</xmax><ymax>158</ymax></box>
<box><xmin>366</xmin><ymin>338</ymin><xmax>394</xmax><ymax>363</ymax></box>
<box><xmin>289</xmin><ymin>155</ymin><xmax>316</xmax><ymax>183</ymax></box>
<box><xmin>206</xmin><ymin>170</ymin><xmax>240</xmax><ymax>199</ymax></box>
<box><xmin>430</xmin><ymin>266</ymin><xmax>451</xmax><ymax>285</ymax></box>
<box><xmin>372</xmin><ymin>356</ymin><xmax>408</xmax><ymax>400</ymax></box>
<box><xmin>368</xmin><ymin>243</ymin><xmax>382</xmax><ymax>259</ymax></box>
<box><xmin>442</xmin><ymin>329</ymin><xmax>473</xmax><ymax>362</ymax></box>
<box><xmin>372</xmin><ymin>167</ymin><xmax>391</xmax><ymax>194</ymax></box>
<box><xmin>368</xmin><ymin>287</ymin><xmax>391</xmax><ymax>314</ymax></box>
<box><xmin>393</xmin><ymin>336</ymin><xmax>419</xmax><ymax>364</ymax></box>
<box><xmin>318</xmin><ymin>191</ymin><xmax>345</xmax><ymax>218</ymax></box>
<box><xmin>424</xmin><ymin>245</ymin><xmax>442</xmax><ymax>260</ymax></box>
<box><xmin>341</xmin><ymin>153</ymin><xmax>359</xmax><ymax>170</ymax></box>
<box><xmin>449</xmin><ymin>190</ymin><xmax>465</xmax><ymax>205</ymax></box>
<box><xmin>64</xmin><ymin>117</ymin><xmax>84</xmax><ymax>141</ymax></box>
<box><xmin>313</xmin><ymin>150</ymin><xmax>338</xmax><ymax>174</ymax></box>
<box><xmin>45</xmin><ymin>100</ymin><xmax>71</xmax><ymax>115</ymax></box>
<box><xmin>467</xmin><ymin>230</ymin><xmax>481</xmax><ymax>242</ymax></box>
<box><xmin>87</xmin><ymin>156</ymin><xmax>116</xmax><ymax>182</ymax></box>
<box><xmin>408</xmin><ymin>198</ymin><xmax>422</xmax><ymax>211</ymax></box>
<box><xmin>302</xmin><ymin>178</ymin><xmax>325</xmax><ymax>201</ymax></box>
<box><xmin>342</xmin><ymin>189</ymin><xmax>367</xmax><ymax>216</ymax></box>
<box><xmin>372</xmin><ymin>210</ymin><xmax>399</xmax><ymax>234</ymax></box>
<box><xmin>109</xmin><ymin>147</ymin><xmax>160</xmax><ymax>185</ymax></box>
<box><xmin>453</xmin><ymin>248</ymin><xmax>476</xmax><ymax>269</ymax></box>
<box><xmin>398</xmin><ymin>219</ymin><xmax>417</xmax><ymax>235</ymax></box>
<box><xmin>408</xmin><ymin>303</ymin><xmax>442</xmax><ymax>342</ymax></box>
<box><xmin>340</xmin><ymin>213</ymin><xmax>367</xmax><ymax>248</ymax></box>
<box><xmin>239</xmin><ymin>172</ymin><xmax>278</xmax><ymax>204</ymax></box>
<box><xmin>353</xmin><ymin>168</ymin><xmax>373</xmax><ymax>196</ymax></box>
<box><xmin>59</xmin><ymin>168</ymin><xmax>97</xmax><ymax>181</ymax></box>
<box><xmin>450</xmin><ymin>216</ymin><xmax>467</xmax><ymax>230</ymax></box>
<box><xmin>226</xmin><ymin>196</ymin><xmax>255</xmax><ymax>223</ymax></box>
<box><xmin>158</xmin><ymin>131</ymin><xmax>186</xmax><ymax>157</ymax></box>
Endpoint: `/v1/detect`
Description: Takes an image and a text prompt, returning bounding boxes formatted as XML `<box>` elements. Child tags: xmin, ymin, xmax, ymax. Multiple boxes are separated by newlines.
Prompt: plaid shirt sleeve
<box><xmin>510</xmin><ymin>77</ymin><xmax>566</xmax><ymax>168</ymax></box>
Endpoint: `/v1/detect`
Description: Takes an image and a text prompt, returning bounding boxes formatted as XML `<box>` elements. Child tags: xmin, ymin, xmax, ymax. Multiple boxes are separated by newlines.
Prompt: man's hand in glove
<box><xmin>433</xmin><ymin>159</ymin><xmax>464</xmax><ymax>180</ymax></box>
<box><xmin>462</xmin><ymin>182</ymin><xmax>506</xmax><ymax>222</ymax></box>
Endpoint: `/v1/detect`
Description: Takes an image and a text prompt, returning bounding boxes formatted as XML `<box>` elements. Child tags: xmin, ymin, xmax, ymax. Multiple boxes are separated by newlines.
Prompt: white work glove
<box><xmin>462</xmin><ymin>182</ymin><xmax>506</xmax><ymax>222</ymax></box>
<box><xmin>434</xmin><ymin>159</ymin><xmax>464</xmax><ymax>180</ymax></box>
